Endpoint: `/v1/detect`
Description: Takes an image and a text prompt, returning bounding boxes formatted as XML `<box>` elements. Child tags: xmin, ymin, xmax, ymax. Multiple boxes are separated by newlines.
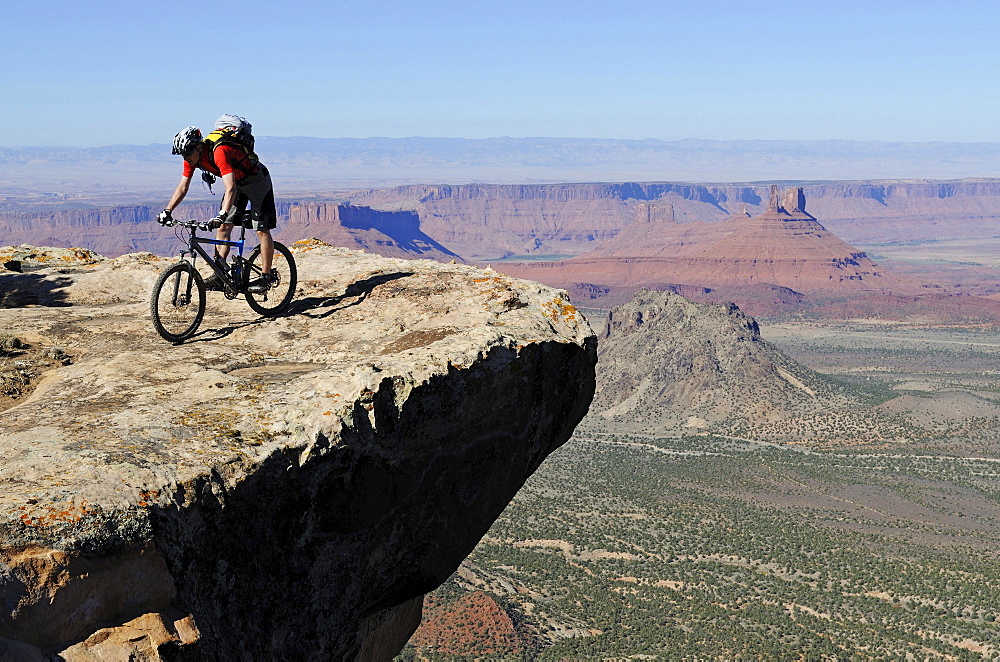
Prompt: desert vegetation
<box><xmin>403</xmin><ymin>434</ymin><xmax>1000</xmax><ymax>659</ymax></box>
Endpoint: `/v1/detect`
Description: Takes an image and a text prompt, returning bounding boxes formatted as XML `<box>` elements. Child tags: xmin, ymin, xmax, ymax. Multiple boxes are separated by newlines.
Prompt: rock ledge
<box><xmin>0</xmin><ymin>241</ymin><xmax>596</xmax><ymax>660</ymax></box>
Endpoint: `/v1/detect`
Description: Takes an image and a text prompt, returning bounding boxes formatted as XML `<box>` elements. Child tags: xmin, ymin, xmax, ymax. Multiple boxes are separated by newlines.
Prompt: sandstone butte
<box><xmin>496</xmin><ymin>186</ymin><xmax>921</xmax><ymax>296</ymax></box>
<box><xmin>0</xmin><ymin>240</ymin><xmax>597</xmax><ymax>660</ymax></box>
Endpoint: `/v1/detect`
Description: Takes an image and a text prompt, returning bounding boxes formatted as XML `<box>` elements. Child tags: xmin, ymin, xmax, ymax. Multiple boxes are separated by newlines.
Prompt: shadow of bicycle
<box><xmin>184</xmin><ymin>271</ymin><xmax>414</xmax><ymax>343</ymax></box>
<box><xmin>287</xmin><ymin>271</ymin><xmax>414</xmax><ymax>319</ymax></box>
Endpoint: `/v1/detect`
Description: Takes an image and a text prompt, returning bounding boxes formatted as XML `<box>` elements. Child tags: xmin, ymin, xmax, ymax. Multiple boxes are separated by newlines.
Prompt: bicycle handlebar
<box><xmin>161</xmin><ymin>218</ymin><xmax>216</xmax><ymax>231</ymax></box>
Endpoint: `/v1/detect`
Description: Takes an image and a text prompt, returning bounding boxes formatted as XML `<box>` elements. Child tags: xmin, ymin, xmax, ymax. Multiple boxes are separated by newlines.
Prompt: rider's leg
<box><xmin>257</xmin><ymin>230</ymin><xmax>274</xmax><ymax>274</ymax></box>
<box><xmin>215</xmin><ymin>224</ymin><xmax>235</xmax><ymax>260</ymax></box>
<box><xmin>217</xmin><ymin>190</ymin><xmax>250</xmax><ymax>262</ymax></box>
<box><xmin>235</xmin><ymin>166</ymin><xmax>276</xmax><ymax>280</ymax></box>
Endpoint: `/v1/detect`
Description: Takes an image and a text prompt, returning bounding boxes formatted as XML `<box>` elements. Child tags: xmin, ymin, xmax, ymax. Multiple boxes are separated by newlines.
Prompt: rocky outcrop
<box><xmin>674</xmin><ymin>186</ymin><xmax>908</xmax><ymax>291</ymax></box>
<box><xmin>592</xmin><ymin>290</ymin><xmax>848</xmax><ymax>429</ymax></box>
<box><xmin>0</xmin><ymin>242</ymin><xmax>596</xmax><ymax>659</ymax></box>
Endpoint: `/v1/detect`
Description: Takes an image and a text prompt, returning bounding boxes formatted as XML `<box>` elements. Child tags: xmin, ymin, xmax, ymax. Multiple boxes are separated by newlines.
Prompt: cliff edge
<box><xmin>0</xmin><ymin>241</ymin><xmax>597</xmax><ymax>660</ymax></box>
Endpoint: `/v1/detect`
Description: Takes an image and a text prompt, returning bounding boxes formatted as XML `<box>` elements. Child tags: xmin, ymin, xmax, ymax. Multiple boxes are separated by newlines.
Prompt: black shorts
<box><xmin>222</xmin><ymin>165</ymin><xmax>276</xmax><ymax>231</ymax></box>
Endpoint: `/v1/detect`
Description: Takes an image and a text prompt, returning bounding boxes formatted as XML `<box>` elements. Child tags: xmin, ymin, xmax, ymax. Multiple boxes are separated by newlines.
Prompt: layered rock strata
<box><xmin>673</xmin><ymin>186</ymin><xmax>901</xmax><ymax>290</ymax></box>
<box><xmin>8</xmin><ymin>179</ymin><xmax>1000</xmax><ymax>263</ymax></box>
<box><xmin>349</xmin><ymin>179</ymin><xmax>1000</xmax><ymax>259</ymax></box>
<box><xmin>0</xmin><ymin>241</ymin><xmax>596</xmax><ymax>659</ymax></box>
<box><xmin>285</xmin><ymin>203</ymin><xmax>462</xmax><ymax>261</ymax></box>
<box><xmin>498</xmin><ymin>187</ymin><xmax>915</xmax><ymax>296</ymax></box>
<box><xmin>0</xmin><ymin>203</ymin><xmax>453</xmax><ymax>262</ymax></box>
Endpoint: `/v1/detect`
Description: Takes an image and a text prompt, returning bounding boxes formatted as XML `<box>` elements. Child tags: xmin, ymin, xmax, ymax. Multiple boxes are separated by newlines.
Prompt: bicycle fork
<box><xmin>172</xmin><ymin>259</ymin><xmax>195</xmax><ymax>307</ymax></box>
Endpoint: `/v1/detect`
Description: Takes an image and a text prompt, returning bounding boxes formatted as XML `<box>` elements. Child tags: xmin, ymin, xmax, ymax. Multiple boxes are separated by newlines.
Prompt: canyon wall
<box><xmin>5</xmin><ymin>179</ymin><xmax>1000</xmax><ymax>262</ymax></box>
<box><xmin>0</xmin><ymin>202</ymin><xmax>453</xmax><ymax>261</ymax></box>
<box><xmin>348</xmin><ymin>179</ymin><xmax>1000</xmax><ymax>260</ymax></box>
<box><xmin>285</xmin><ymin>203</ymin><xmax>462</xmax><ymax>261</ymax></box>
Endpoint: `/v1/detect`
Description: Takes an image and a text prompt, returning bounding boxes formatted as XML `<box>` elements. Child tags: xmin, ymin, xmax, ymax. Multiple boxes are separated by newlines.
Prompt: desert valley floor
<box><xmin>401</xmin><ymin>312</ymin><xmax>1000</xmax><ymax>660</ymax></box>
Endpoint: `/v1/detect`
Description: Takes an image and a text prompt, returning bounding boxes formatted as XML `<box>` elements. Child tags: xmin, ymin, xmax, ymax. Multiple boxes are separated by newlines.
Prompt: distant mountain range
<box><xmin>5</xmin><ymin>138</ymin><xmax>1000</xmax><ymax>198</ymax></box>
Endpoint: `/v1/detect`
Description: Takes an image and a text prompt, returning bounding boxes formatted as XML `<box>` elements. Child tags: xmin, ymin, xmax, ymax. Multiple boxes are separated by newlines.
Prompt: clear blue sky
<box><xmin>3</xmin><ymin>0</ymin><xmax>999</xmax><ymax>146</ymax></box>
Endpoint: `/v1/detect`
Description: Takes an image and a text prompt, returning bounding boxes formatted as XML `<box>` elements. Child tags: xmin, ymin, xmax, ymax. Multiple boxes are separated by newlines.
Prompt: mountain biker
<box><xmin>159</xmin><ymin>120</ymin><xmax>277</xmax><ymax>293</ymax></box>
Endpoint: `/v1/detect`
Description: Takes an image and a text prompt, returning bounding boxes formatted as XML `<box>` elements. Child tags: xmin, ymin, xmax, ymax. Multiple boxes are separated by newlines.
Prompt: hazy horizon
<box><xmin>4</xmin><ymin>137</ymin><xmax>1000</xmax><ymax>206</ymax></box>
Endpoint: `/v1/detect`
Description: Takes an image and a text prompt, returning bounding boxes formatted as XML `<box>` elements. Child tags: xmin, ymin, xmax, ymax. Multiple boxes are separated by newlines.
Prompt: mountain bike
<box><xmin>150</xmin><ymin>217</ymin><xmax>297</xmax><ymax>343</ymax></box>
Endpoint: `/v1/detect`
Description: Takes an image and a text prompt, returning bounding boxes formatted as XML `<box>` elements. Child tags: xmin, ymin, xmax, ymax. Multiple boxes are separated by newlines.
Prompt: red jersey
<box><xmin>182</xmin><ymin>144</ymin><xmax>256</xmax><ymax>181</ymax></box>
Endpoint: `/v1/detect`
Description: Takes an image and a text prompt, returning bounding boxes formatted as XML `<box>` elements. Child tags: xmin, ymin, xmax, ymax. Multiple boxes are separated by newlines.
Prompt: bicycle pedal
<box><xmin>247</xmin><ymin>273</ymin><xmax>277</xmax><ymax>294</ymax></box>
<box><xmin>204</xmin><ymin>274</ymin><xmax>226</xmax><ymax>291</ymax></box>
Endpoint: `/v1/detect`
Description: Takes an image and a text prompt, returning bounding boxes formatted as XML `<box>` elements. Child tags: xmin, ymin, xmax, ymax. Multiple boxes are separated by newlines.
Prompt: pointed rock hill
<box><xmin>672</xmin><ymin>186</ymin><xmax>908</xmax><ymax>291</ymax></box>
<box><xmin>591</xmin><ymin>289</ymin><xmax>860</xmax><ymax>431</ymax></box>
<box><xmin>0</xmin><ymin>241</ymin><xmax>596</xmax><ymax>660</ymax></box>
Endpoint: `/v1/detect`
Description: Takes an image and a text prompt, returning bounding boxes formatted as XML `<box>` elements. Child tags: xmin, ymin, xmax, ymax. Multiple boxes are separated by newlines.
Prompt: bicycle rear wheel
<box><xmin>245</xmin><ymin>241</ymin><xmax>297</xmax><ymax>315</ymax></box>
<box><xmin>150</xmin><ymin>262</ymin><xmax>206</xmax><ymax>342</ymax></box>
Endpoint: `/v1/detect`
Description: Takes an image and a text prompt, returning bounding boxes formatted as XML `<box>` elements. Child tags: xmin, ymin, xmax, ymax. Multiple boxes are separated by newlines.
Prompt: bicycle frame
<box><xmin>180</xmin><ymin>224</ymin><xmax>249</xmax><ymax>290</ymax></box>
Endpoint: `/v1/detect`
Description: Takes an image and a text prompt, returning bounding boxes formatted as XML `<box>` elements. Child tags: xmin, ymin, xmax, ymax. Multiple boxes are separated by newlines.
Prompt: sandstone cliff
<box><xmin>496</xmin><ymin>187</ymin><xmax>921</xmax><ymax>311</ymax></box>
<box><xmin>348</xmin><ymin>179</ymin><xmax>1000</xmax><ymax>260</ymax></box>
<box><xmin>7</xmin><ymin>179</ymin><xmax>1000</xmax><ymax>264</ymax></box>
<box><xmin>285</xmin><ymin>203</ymin><xmax>462</xmax><ymax>262</ymax></box>
<box><xmin>0</xmin><ymin>242</ymin><xmax>596</xmax><ymax>660</ymax></box>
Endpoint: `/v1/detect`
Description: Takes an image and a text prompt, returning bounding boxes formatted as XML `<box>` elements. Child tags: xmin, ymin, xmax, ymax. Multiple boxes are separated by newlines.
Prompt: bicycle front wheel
<box><xmin>150</xmin><ymin>262</ymin><xmax>206</xmax><ymax>342</ymax></box>
<box><xmin>245</xmin><ymin>241</ymin><xmax>297</xmax><ymax>315</ymax></box>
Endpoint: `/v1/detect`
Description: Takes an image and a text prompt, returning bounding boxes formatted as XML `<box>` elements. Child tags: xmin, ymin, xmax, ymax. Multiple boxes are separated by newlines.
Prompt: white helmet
<box><xmin>171</xmin><ymin>126</ymin><xmax>203</xmax><ymax>155</ymax></box>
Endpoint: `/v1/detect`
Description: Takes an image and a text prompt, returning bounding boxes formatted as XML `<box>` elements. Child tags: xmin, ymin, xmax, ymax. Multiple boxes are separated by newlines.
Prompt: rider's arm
<box><xmin>165</xmin><ymin>175</ymin><xmax>193</xmax><ymax>212</ymax></box>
